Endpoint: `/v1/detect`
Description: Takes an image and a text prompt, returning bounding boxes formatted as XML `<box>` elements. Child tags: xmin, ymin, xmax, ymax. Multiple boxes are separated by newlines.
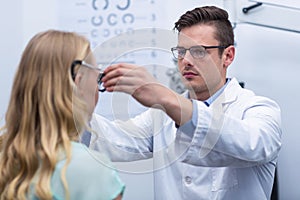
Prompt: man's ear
<box><xmin>223</xmin><ymin>45</ymin><xmax>235</xmax><ymax>68</ymax></box>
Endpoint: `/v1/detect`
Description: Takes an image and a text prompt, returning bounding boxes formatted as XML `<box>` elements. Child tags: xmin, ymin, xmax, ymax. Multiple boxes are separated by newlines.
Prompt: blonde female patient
<box><xmin>0</xmin><ymin>30</ymin><xmax>124</xmax><ymax>200</ymax></box>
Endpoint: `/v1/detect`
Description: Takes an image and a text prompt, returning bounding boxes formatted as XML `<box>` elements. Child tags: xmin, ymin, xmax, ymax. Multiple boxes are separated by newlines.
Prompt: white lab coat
<box><xmin>90</xmin><ymin>78</ymin><xmax>282</xmax><ymax>200</ymax></box>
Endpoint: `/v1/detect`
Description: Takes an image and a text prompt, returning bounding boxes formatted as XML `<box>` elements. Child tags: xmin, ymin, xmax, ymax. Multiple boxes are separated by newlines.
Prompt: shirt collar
<box><xmin>204</xmin><ymin>78</ymin><xmax>231</xmax><ymax>106</ymax></box>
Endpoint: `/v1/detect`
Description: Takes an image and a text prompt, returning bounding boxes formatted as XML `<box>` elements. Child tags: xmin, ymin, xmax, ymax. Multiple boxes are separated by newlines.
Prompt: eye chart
<box><xmin>58</xmin><ymin>0</ymin><xmax>173</xmax><ymax>62</ymax></box>
<box><xmin>58</xmin><ymin>0</ymin><xmax>182</xmax><ymax>119</ymax></box>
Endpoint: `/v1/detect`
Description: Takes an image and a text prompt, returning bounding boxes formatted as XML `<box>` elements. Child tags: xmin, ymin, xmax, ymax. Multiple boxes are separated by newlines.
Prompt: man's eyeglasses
<box><xmin>171</xmin><ymin>45</ymin><xmax>228</xmax><ymax>59</ymax></box>
<box><xmin>71</xmin><ymin>60</ymin><xmax>106</xmax><ymax>92</ymax></box>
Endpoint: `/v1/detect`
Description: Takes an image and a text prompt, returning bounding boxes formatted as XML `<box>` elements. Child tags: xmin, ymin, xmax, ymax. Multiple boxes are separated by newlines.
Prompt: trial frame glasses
<box><xmin>70</xmin><ymin>60</ymin><xmax>106</xmax><ymax>92</ymax></box>
<box><xmin>171</xmin><ymin>45</ymin><xmax>229</xmax><ymax>59</ymax></box>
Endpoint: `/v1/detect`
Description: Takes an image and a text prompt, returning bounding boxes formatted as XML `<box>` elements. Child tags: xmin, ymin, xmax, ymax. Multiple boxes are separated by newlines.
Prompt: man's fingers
<box><xmin>102</xmin><ymin>63</ymin><xmax>138</xmax><ymax>82</ymax></box>
<box><xmin>105</xmin><ymin>82</ymin><xmax>137</xmax><ymax>94</ymax></box>
<box><xmin>103</xmin><ymin>74</ymin><xmax>137</xmax><ymax>90</ymax></box>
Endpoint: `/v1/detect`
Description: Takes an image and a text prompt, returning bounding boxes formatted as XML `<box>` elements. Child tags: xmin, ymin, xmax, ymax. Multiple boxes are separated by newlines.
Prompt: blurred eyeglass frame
<box><xmin>71</xmin><ymin>60</ymin><xmax>106</xmax><ymax>92</ymax></box>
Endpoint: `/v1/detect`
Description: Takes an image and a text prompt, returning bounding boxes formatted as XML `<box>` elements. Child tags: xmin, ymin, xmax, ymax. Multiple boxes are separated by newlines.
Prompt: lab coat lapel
<box><xmin>210</xmin><ymin>78</ymin><xmax>242</xmax><ymax>112</ymax></box>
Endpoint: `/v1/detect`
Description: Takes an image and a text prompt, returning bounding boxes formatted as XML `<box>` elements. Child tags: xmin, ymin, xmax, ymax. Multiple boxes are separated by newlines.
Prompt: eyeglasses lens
<box><xmin>190</xmin><ymin>46</ymin><xmax>206</xmax><ymax>58</ymax></box>
<box><xmin>172</xmin><ymin>46</ymin><xmax>206</xmax><ymax>59</ymax></box>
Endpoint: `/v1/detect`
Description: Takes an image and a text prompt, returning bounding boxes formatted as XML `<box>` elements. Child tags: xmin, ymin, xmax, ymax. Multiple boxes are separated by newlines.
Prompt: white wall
<box><xmin>1</xmin><ymin>1</ymin><xmax>300</xmax><ymax>199</ymax></box>
<box><xmin>0</xmin><ymin>1</ymin><xmax>22</xmax><ymax>126</ymax></box>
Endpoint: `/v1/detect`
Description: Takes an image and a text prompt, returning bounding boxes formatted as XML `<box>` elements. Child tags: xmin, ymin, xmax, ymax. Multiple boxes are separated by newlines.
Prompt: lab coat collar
<box><xmin>207</xmin><ymin>78</ymin><xmax>242</xmax><ymax>112</ymax></box>
<box><xmin>218</xmin><ymin>77</ymin><xmax>242</xmax><ymax>105</ymax></box>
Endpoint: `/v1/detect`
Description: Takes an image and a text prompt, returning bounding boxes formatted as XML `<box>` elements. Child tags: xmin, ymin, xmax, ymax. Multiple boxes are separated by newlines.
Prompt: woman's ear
<box><xmin>74</xmin><ymin>72</ymin><xmax>82</xmax><ymax>86</ymax></box>
<box><xmin>74</xmin><ymin>72</ymin><xmax>85</xmax><ymax>97</ymax></box>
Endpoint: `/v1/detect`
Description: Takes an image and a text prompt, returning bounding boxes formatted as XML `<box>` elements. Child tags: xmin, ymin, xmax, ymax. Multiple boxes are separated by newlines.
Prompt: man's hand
<box><xmin>102</xmin><ymin>63</ymin><xmax>163</xmax><ymax>107</ymax></box>
<box><xmin>102</xmin><ymin>63</ymin><xmax>193</xmax><ymax>126</ymax></box>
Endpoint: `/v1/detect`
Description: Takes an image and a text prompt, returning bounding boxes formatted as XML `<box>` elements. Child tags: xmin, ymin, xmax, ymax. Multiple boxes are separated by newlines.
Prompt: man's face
<box><xmin>177</xmin><ymin>24</ymin><xmax>232</xmax><ymax>100</ymax></box>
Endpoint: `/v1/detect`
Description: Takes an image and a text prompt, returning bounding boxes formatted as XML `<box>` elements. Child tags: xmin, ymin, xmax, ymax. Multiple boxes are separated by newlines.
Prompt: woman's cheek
<box><xmin>94</xmin><ymin>88</ymin><xmax>99</xmax><ymax>106</ymax></box>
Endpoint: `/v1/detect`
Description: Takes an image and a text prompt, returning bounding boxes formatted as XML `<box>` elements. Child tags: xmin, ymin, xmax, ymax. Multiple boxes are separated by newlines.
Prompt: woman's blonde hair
<box><xmin>0</xmin><ymin>30</ymin><xmax>91</xmax><ymax>199</ymax></box>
